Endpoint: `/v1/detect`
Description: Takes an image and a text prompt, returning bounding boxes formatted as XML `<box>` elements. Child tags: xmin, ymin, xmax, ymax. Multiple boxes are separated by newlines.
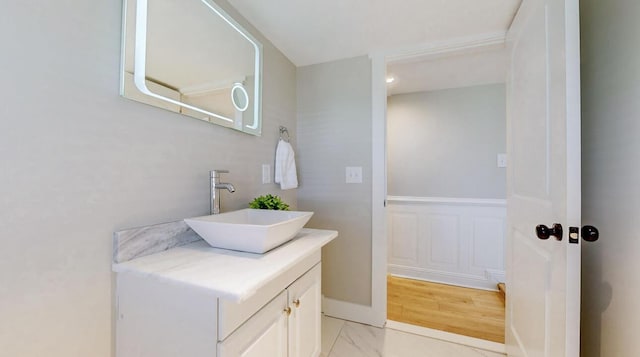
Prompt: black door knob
<box><xmin>581</xmin><ymin>225</ymin><xmax>599</xmax><ymax>242</ymax></box>
<box><xmin>536</xmin><ymin>223</ymin><xmax>563</xmax><ymax>241</ymax></box>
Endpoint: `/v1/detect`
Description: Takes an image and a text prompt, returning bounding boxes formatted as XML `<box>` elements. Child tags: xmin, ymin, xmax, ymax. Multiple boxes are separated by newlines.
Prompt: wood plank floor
<box><xmin>387</xmin><ymin>275</ymin><xmax>505</xmax><ymax>343</ymax></box>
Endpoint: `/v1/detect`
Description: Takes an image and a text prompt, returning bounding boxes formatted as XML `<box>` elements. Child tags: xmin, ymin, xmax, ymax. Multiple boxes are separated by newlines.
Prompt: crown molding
<box><xmin>380</xmin><ymin>31</ymin><xmax>507</xmax><ymax>64</ymax></box>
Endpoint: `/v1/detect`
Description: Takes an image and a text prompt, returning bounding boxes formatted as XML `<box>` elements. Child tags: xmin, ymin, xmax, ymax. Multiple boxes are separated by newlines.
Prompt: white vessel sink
<box><xmin>184</xmin><ymin>209</ymin><xmax>313</xmax><ymax>253</ymax></box>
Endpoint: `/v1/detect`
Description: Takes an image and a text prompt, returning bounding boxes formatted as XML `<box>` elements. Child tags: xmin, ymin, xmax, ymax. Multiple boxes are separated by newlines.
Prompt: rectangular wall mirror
<box><xmin>120</xmin><ymin>0</ymin><xmax>263</xmax><ymax>136</ymax></box>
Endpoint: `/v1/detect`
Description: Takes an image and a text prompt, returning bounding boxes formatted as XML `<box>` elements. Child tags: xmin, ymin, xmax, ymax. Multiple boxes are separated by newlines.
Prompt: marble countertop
<box><xmin>113</xmin><ymin>228</ymin><xmax>337</xmax><ymax>302</ymax></box>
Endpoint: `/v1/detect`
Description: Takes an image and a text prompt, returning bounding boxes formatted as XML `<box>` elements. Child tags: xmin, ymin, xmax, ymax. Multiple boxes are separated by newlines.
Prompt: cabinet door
<box><xmin>218</xmin><ymin>291</ymin><xmax>288</xmax><ymax>357</ymax></box>
<box><xmin>288</xmin><ymin>264</ymin><xmax>322</xmax><ymax>357</ymax></box>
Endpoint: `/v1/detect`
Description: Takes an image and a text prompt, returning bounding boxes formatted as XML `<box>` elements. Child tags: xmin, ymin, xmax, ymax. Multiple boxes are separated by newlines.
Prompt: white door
<box><xmin>505</xmin><ymin>0</ymin><xmax>581</xmax><ymax>355</ymax></box>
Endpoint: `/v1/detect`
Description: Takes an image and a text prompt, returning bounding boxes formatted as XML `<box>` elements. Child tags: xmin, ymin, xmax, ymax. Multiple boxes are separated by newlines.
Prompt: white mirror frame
<box><xmin>133</xmin><ymin>0</ymin><xmax>263</xmax><ymax>133</ymax></box>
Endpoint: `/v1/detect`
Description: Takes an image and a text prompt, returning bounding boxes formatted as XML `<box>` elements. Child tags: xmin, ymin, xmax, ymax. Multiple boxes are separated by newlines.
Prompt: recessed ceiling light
<box><xmin>386</xmin><ymin>76</ymin><xmax>395</xmax><ymax>84</ymax></box>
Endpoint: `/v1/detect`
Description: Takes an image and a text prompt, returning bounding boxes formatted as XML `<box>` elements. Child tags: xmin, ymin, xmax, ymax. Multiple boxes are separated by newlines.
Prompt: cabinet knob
<box><xmin>284</xmin><ymin>306</ymin><xmax>292</xmax><ymax>316</ymax></box>
<box><xmin>293</xmin><ymin>299</ymin><xmax>300</xmax><ymax>308</ymax></box>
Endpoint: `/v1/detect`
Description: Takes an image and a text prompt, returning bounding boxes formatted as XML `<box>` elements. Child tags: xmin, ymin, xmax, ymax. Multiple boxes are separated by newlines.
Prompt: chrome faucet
<box><xmin>210</xmin><ymin>170</ymin><xmax>235</xmax><ymax>215</ymax></box>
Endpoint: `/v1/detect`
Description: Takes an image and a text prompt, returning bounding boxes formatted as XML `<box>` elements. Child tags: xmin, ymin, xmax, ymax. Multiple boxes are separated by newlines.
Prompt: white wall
<box><xmin>0</xmin><ymin>2</ymin><xmax>296</xmax><ymax>356</ymax></box>
<box><xmin>580</xmin><ymin>0</ymin><xmax>640</xmax><ymax>355</ymax></box>
<box><xmin>387</xmin><ymin>84</ymin><xmax>506</xmax><ymax>198</ymax></box>
<box><xmin>297</xmin><ymin>56</ymin><xmax>373</xmax><ymax>306</ymax></box>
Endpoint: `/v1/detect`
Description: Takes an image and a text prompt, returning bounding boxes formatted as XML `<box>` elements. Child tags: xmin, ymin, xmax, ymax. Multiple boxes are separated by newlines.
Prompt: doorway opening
<box><xmin>382</xmin><ymin>44</ymin><xmax>508</xmax><ymax>344</ymax></box>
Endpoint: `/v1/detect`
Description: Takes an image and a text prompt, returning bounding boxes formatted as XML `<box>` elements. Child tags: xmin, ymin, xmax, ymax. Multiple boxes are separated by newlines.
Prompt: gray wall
<box><xmin>297</xmin><ymin>56</ymin><xmax>373</xmax><ymax>306</ymax></box>
<box><xmin>580</xmin><ymin>0</ymin><xmax>640</xmax><ymax>356</ymax></box>
<box><xmin>0</xmin><ymin>2</ymin><xmax>296</xmax><ymax>356</ymax></box>
<box><xmin>387</xmin><ymin>84</ymin><xmax>506</xmax><ymax>198</ymax></box>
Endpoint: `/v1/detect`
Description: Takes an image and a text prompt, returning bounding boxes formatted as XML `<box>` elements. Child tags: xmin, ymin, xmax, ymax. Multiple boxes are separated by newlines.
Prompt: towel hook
<box><xmin>279</xmin><ymin>126</ymin><xmax>290</xmax><ymax>142</ymax></box>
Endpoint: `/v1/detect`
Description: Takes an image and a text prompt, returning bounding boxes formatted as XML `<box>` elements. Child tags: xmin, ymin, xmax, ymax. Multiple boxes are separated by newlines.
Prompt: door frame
<box><xmin>369</xmin><ymin>32</ymin><xmax>510</xmax><ymax>328</ymax></box>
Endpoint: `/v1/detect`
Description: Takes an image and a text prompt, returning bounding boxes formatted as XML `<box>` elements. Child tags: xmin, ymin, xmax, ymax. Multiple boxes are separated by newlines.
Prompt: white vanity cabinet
<box><xmin>218</xmin><ymin>264</ymin><xmax>321</xmax><ymax>357</ymax></box>
<box><xmin>218</xmin><ymin>290</ymin><xmax>288</xmax><ymax>356</ymax></box>
<box><xmin>114</xmin><ymin>229</ymin><xmax>336</xmax><ymax>357</ymax></box>
<box><xmin>286</xmin><ymin>264</ymin><xmax>322</xmax><ymax>357</ymax></box>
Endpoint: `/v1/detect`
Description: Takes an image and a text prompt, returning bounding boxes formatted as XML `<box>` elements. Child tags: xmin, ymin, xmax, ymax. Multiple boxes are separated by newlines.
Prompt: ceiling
<box><xmin>227</xmin><ymin>0</ymin><xmax>522</xmax><ymax>67</ymax></box>
<box><xmin>386</xmin><ymin>45</ymin><xmax>509</xmax><ymax>95</ymax></box>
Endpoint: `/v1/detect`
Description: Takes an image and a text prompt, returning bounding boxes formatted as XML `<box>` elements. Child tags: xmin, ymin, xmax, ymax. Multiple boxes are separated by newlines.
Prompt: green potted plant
<box><xmin>249</xmin><ymin>194</ymin><xmax>290</xmax><ymax>211</ymax></box>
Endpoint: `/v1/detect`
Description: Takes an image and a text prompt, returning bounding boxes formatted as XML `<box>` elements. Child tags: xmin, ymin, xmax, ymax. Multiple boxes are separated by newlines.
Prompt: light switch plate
<box><xmin>346</xmin><ymin>166</ymin><xmax>363</xmax><ymax>183</ymax></box>
<box><xmin>262</xmin><ymin>164</ymin><xmax>271</xmax><ymax>184</ymax></box>
<box><xmin>497</xmin><ymin>154</ymin><xmax>507</xmax><ymax>168</ymax></box>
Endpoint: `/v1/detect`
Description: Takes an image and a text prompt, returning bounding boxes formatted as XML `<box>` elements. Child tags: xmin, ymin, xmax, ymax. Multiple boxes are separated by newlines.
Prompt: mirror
<box><xmin>120</xmin><ymin>0</ymin><xmax>263</xmax><ymax>135</ymax></box>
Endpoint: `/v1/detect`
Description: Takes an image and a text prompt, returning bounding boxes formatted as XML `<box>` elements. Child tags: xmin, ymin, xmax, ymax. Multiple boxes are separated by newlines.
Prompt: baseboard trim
<box><xmin>322</xmin><ymin>297</ymin><xmax>382</xmax><ymax>327</ymax></box>
<box><xmin>388</xmin><ymin>267</ymin><xmax>503</xmax><ymax>291</ymax></box>
<box><xmin>485</xmin><ymin>268</ymin><xmax>506</xmax><ymax>284</ymax></box>
<box><xmin>386</xmin><ymin>320</ymin><xmax>506</xmax><ymax>354</ymax></box>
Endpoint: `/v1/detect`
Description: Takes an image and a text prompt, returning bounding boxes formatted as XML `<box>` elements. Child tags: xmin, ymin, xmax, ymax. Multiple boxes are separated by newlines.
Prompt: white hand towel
<box><xmin>274</xmin><ymin>139</ymin><xmax>298</xmax><ymax>190</ymax></box>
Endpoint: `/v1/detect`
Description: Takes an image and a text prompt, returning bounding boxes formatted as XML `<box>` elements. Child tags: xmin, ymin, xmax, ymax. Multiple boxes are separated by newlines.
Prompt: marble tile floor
<box><xmin>321</xmin><ymin>315</ymin><xmax>506</xmax><ymax>357</ymax></box>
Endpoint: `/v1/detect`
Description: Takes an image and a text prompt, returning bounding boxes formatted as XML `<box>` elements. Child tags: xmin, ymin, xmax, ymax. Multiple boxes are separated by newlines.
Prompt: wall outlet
<box><xmin>346</xmin><ymin>166</ymin><xmax>363</xmax><ymax>184</ymax></box>
<box><xmin>262</xmin><ymin>164</ymin><xmax>271</xmax><ymax>184</ymax></box>
<box><xmin>497</xmin><ymin>154</ymin><xmax>507</xmax><ymax>168</ymax></box>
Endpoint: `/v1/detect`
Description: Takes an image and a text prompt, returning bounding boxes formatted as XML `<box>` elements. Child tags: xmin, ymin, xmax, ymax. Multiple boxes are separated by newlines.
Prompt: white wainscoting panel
<box><xmin>428</xmin><ymin>214</ymin><xmax>460</xmax><ymax>268</ymax></box>
<box><xmin>388</xmin><ymin>212</ymin><xmax>420</xmax><ymax>267</ymax></box>
<box><xmin>387</xmin><ymin>196</ymin><xmax>506</xmax><ymax>290</ymax></box>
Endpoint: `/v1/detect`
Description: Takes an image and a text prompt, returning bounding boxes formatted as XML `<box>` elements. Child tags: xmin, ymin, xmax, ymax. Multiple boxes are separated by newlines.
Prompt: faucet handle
<box><xmin>211</xmin><ymin>169</ymin><xmax>229</xmax><ymax>178</ymax></box>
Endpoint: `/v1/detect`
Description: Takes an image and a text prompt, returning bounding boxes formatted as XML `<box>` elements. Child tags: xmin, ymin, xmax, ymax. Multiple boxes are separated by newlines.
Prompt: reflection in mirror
<box><xmin>120</xmin><ymin>0</ymin><xmax>262</xmax><ymax>135</ymax></box>
<box><xmin>231</xmin><ymin>83</ymin><xmax>249</xmax><ymax>112</ymax></box>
